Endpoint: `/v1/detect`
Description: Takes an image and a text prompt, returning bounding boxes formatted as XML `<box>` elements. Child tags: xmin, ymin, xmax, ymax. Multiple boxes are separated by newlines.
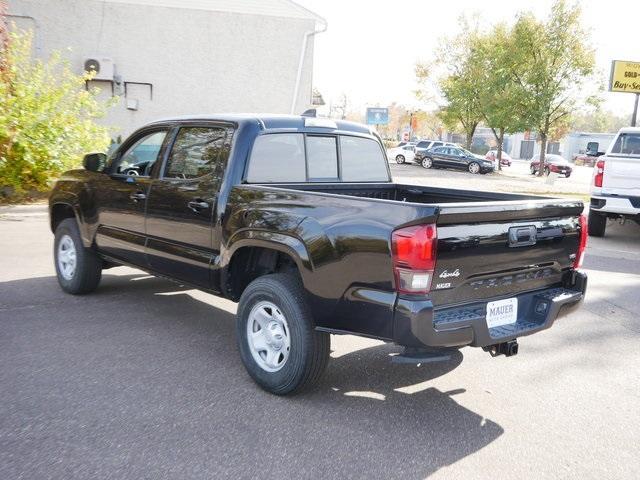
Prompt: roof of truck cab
<box><xmin>149</xmin><ymin>114</ymin><xmax>375</xmax><ymax>135</ymax></box>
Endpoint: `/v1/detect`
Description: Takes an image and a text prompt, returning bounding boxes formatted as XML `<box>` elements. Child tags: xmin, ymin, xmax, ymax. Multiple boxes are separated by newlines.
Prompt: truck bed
<box><xmin>231</xmin><ymin>181</ymin><xmax>583</xmax><ymax>330</ymax></box>
<box><xmin>270</xmin><ymin>182</ymin><xmax>534</xmax><ymax>204</ymax></box>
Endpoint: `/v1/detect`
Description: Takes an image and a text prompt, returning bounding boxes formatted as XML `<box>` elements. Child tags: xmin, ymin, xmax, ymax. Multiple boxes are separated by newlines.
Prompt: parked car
<box><xmin>387</xmin><ymin>144</ymin><xmax>415</xmax><ymax>164</ymax></box>
<box><xmin>588</xmin><ymin>127</ymin><xmax>640</xmax><ymax>237</ymax></box>
<box><xmin>530</xmin><ymin>154</ymin><xmax>573</xmax><ymax>177</ymax></box>
<box><xmin>419</xmin><ymin>145</ymin><xmax>494</xmax><ymax>174</ymax></box>
<box><xmin>486</xmin><ymin>150</ymin><xmax>513</xmax><ymax>166</ymax></box>
<box><xmin>414</xmin><ymin>140</ymin><xmax>457</xmax><ymax>158</ymax></box>
<box><xmin>574</xmin><ymin>141</ymin><xmax>604</xmax><ymax>167</ymax></box>
<box><xmin>49</xmin><ymin>114</ymin><xmax>587</xmax><ymax>395</ymax></box>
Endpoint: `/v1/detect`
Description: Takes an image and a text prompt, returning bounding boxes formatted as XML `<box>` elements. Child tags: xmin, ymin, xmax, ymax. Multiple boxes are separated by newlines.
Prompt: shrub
<box><xmin>0</xmin><ymin>29</ymin><xmax>112</xmax><ymax>196</ymax></box>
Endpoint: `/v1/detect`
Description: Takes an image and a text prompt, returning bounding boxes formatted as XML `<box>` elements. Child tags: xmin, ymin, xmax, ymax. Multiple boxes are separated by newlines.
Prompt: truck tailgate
<box><xmin>430</xmin><ymin>199</ymin><xmax>583</xmax><ymax>307</ymax></box>
<box><xmin>602</xmin><ymin>156</ymin><xmax>640</xmax><ymax>196</ymax></box>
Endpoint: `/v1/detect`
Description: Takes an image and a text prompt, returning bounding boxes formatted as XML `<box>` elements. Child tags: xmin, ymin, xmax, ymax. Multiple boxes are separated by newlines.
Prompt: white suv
<box><xmin>588</xmin><ymin>127</ymin><xmax>640</xmax><ymax>236</ymax></box>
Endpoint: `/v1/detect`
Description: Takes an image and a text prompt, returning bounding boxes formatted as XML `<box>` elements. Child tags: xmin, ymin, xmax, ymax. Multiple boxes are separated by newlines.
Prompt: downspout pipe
<box><xmin>290</xmin><ymin>17</ymin><xmax>327</xmax><ymax>115</ymax></box>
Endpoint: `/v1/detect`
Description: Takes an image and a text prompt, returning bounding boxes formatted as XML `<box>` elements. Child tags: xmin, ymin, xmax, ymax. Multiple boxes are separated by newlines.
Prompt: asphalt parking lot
<box><xmin>390</xmin><ymin>159</ymin><xmax>592</xmax><ymax>196</ymax></box>
<box><xmin>1</xmin><ymin>173</ymin><xmax>639</xmax><ymax>479</ymax></box>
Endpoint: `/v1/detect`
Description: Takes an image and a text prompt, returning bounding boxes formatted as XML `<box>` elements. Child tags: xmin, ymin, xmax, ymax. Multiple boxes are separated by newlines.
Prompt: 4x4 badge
<box><xmin>439</xmin><ymin>269</ymin><xmax>461</xmax><ymax>278</ymax></box>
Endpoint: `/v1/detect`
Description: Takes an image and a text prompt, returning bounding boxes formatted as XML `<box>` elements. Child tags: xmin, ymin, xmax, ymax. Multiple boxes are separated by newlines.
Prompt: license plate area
<box><xmin>486</xmin><ymin>298</ymin><xmax>518</xmax><ymax>328</ymax></box>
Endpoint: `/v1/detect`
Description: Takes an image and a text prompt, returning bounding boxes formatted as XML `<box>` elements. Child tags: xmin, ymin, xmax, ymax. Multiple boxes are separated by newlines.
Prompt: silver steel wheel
<box><xmin>422</xmin><ymin>157</ymin><xmax>432</xmax><ymax>169</ymax></box>
<box><xmin>57</xmin><ymin>234</ymin><xmax>77</xmax><ymax>280</ymax></box>
<box><xmin>468</xmin><ymin>162</ymin><xmax>480</xmax><ymax>174</ymax></box>
<box><xmin>247</xmin><ymin>301</ymin><xmax>291</xmax><ymax>373</ymax></box>
<box><xmin>395</xmin><ymin>155</ymin><xmax>405</xmax><ymax>164</ymax></box>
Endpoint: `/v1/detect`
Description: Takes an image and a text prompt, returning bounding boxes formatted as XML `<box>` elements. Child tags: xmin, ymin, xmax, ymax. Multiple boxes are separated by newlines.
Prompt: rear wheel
<box><xmin>395</xmin><ymin>155</ymin><xmax>405</xmax><ymax>164</ymax></box>
<box><xmin>468</xmin><ymin>162</ymin><xmax>480</xmax><ymax>174</ymax></box>
<box><xmin>530</xmin><ymin>165</ymin><xmax>537</xmax><ymax>175</ymax></box>
<box><xmin>237</xmin><ymin>273</ymin><xmax>330</xmax><ymax>395</ymax></box>
<box><xmin>421</xmin><ymin>157</ymin><xmax>433</xmax><ymax>169</ymax></box>
<box><xmin>544</xmin><ymin>167</ymin><xmax>551</xmax><ymax>176</ymax></box>
<box><xmin>588</xmin><ymin>210</ymin><xmax>607</xmax><ymax>237</ymax></box>
<box><xmin>54</xmin><ymin>218</ymin><xmax>102</xmax><ymax>294</ymax></box>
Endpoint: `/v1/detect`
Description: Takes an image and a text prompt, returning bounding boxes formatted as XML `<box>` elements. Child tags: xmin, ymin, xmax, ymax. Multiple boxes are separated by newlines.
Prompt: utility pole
<box><xmin>632</xmin><ymin>93</ymin><xmax>639</xmax><ymax>127</ymax></box>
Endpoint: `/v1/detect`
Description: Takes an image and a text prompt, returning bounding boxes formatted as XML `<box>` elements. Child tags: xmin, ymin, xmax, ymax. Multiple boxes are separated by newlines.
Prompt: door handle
<box><xmin>187</xmin><ymin>200</ymin><xmax>209</xmax><ymax>211</ymax></box>
<box><xmin>130</xmin><ymin>192</ymin><xmax>146</xmax><ymax>201</ymax></box>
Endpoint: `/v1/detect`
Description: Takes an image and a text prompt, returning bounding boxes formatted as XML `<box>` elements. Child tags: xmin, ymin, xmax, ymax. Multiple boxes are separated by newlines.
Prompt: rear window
<box><xmin>245</xmin><ymin>134</ymin><xmax>305</xmax><ymax>183</ymax></box>
<box><xmin>340</xmin><ymin>136</ymin><xmax>389</xmax><ymax>182</ymax></box>
<box><xmin>307</xmin><ymin>136</ymin><xmax>338</xmax><ymax>180</ymax></box>
<box><xmin>246</xmin><ymin>133</ymin><xmax>389</xmax><ymax>183</ymax></box>
<box><xmin>611</xmin><ymin>133</ymin><xmax>640</xmax><ymax>156</ymax></box>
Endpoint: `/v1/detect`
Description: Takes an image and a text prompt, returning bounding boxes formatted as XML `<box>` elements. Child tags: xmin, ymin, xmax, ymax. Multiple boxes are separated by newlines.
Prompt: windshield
<box><xmin>611</xmin><ymin>133</ymin><xmax>640</xmax><ymax>157</ymax></box>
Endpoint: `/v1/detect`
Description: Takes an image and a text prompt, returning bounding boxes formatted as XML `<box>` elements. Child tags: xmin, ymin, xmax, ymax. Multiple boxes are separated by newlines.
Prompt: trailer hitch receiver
<box><xmin>483</xmin><ymin>340</ymin><xmax>519</xmax><ymax>357</ymax></box>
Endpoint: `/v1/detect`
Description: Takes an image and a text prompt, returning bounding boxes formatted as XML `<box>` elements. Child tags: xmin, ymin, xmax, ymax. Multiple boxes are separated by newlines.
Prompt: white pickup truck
<box><xmin>588</xmin><ymin>127</ymin><xmax>640</xmax><ymax>237</ymax></box>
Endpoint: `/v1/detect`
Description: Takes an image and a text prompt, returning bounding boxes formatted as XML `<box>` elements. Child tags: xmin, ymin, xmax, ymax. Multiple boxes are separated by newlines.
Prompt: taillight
<box><xmin>574</xmin><ymin>214</ymin><xmax>587</xmax><ymax>269</ymax></box>
<box><xmin>391</xmin><ymin>224</ymin><xmax>437</xmax><ymax>294</ymax></box>
<box><xmin>594</xmin><ymin>160</ymin><xmax>605</xmax><ymax>187</ymax></box>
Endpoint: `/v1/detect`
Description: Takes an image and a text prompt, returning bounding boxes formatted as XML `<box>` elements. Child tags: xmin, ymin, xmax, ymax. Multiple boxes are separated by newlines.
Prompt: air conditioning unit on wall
<box><xmin>83</xmin><ymin>56</ymin><xmax>115</xmax><ymax>81</ymax></box>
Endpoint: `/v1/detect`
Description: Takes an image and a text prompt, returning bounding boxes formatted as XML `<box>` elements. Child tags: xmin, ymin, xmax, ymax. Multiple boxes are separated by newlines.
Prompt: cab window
<box><xmin>611</xmin><ymin>133</ymin><xmax>640</xmax><ymax>156</ymax></box>
<box><xmin>113</xmin><ymin>130</ymin><xmax>167</xmax><ymax>176</ymax></box>
<box><xmin>246</xmin><ymin>134</ymin><xmax>306</xmax><ymax>183</ymax></box>
<box><xmin>164</xmin><ymin>127</ymin><xmax>229</xmax><ymax>180</ymax></box>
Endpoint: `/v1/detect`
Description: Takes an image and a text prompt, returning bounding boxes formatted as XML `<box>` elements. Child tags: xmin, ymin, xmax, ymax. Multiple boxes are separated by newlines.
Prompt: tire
<box><xmin>395</xmin><ymin>155</ymin><xmax>405</xmax><ymax>164</ymax></box>
<box><xmin>236</xmin><ymin>273</ymin><xmax>330</xmax><ymax>395</ymax></box>
<box><xmin>565</xmin><ymin>173</ymin><xmax>571</xmax><ymax>178</ymax></box>
<box><xmin>421</xmin><ymin>157</ymin><xmax>433</xmax><ymax>169</ymax></box>
<box><xmin>468</xmin><ymin>162</ymin><xmax>480</xmax><ymax>174</ymax></box>
<box><xmin>588</xmin><ymin>210</ymin><xmax>606</xmax><ymax>237</ymax></box>
<box><xmin>530</xmin><ymin>165</ymin><xmax>537</xmax><ymax>175</ymax></box>
<box><xmin>54</xmin><ymin>218</ymin><xmax>102</xmax><ymax>294</ymax></box>
<box><xmin>544</xmin><ymin>167</ymin><xmax>551</xmax><ymax>176</ymax></box>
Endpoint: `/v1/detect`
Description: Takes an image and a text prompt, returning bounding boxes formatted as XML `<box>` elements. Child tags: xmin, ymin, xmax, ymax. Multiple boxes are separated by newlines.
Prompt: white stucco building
<box><xmin>7</xmin><ymin>0</ymin><xmax>325</xmax><ymax>136</ymax></box>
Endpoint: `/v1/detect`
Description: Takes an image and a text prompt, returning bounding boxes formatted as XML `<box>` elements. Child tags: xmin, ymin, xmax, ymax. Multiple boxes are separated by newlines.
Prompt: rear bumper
<box><xmin>551</xmin><ymin>167</ymin><xmax>572</xmax><ymax>175</ymax></box>
<box><xmin>393</xmin><ymin>270</ymin><xmax>587</xmax><ymax>348</ymax></box>
<box><xmin>591</xmin><ymin>194</ymin><xmax>640</xmax><ymax>216</ymax></box>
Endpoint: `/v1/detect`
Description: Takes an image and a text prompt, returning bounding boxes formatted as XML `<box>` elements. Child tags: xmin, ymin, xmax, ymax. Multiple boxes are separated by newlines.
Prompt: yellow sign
<box><xmin>610</xmin><ymin>60</ymin><xmax>640</xmax><ymax>94</ymax></box>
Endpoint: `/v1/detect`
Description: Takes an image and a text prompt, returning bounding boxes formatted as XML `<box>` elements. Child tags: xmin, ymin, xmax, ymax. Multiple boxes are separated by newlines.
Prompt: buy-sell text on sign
<box><xmin>609</xmin><ymin>60</ymin><xmax>640</xmax><ymax>94</ymax></box>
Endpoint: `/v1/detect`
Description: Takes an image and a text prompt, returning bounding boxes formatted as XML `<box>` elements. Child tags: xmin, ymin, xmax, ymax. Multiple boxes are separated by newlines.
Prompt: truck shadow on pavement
<box><xmin>1</xmin><ymin>272</ymin><xmax>503</xmax><ymax>480</ymax></box>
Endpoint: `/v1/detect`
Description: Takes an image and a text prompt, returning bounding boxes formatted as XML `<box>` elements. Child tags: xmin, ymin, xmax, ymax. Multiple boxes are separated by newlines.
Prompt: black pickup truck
<box><xmin>49</xmin><ymin>114</ymin><xmax>587</xmax><ymax>395</ymax></box>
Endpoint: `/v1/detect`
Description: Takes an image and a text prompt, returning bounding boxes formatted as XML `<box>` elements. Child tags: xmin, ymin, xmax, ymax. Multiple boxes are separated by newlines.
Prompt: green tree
<box><xmin>571</xmin><ymin>106</ymin><xmax>629</xmax><ymax>133</ymax></box>
<box><xmin>0</xmin><ymin>29</ymin><xmax>112</xmax><ymax>196</ymax></box>
<box><xmin>416</xmin><ymin>19</ymin><xmax>485</xmax><ymax>150</ymax></box>
<box><xmin>508</xmin><ymin>0</ymin><xmax>596</xmax><ymax>175</ymax></box>
<box><xmin>473</xmin><ymin>24</ymin><xmax>533</xmax><ymax>170</ymax></box>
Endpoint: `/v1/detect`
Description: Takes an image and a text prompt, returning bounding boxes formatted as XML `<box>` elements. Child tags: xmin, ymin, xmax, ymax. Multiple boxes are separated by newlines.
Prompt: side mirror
<box><xmin>83</xmin><ymin>153</ymin><xmax>107</xmax><ymax>172</ymax></box>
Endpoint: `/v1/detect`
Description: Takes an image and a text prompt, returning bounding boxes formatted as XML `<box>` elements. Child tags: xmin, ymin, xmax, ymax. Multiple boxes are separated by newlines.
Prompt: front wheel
<box><xmin>237</xmin><ymin>273</ymin><xmax>330</xmax><ymax>395</ymax></box>
<box><xmin>395</xmin><ymin>155</ymin><xmax>405</xmax><ymax>164</ymax></box>
<box><xmin>530</xmin><ymin>165</ymin><xmax>537</xmax><ymax>175</ymax></box>
<box><xmin>54</xmin><ymin>218</ymin><xmax>102</xmax><ymax>294</ymax></box>
<box><xmin>421</xmin><ymin>157</ymin><xmax>433</xmax><ymax>169</ymax></box>
<box><xmin>468</xmin><ymin>162</ymin><xmax>480</xmax><ymax>174</ymax></box>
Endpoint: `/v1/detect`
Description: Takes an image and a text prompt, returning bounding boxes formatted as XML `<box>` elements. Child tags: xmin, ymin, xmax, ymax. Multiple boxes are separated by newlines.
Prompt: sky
<box><xmin>294</xmin><ymin>0</ymin><xmax>640</xmax><ymax>117</ymax></box>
